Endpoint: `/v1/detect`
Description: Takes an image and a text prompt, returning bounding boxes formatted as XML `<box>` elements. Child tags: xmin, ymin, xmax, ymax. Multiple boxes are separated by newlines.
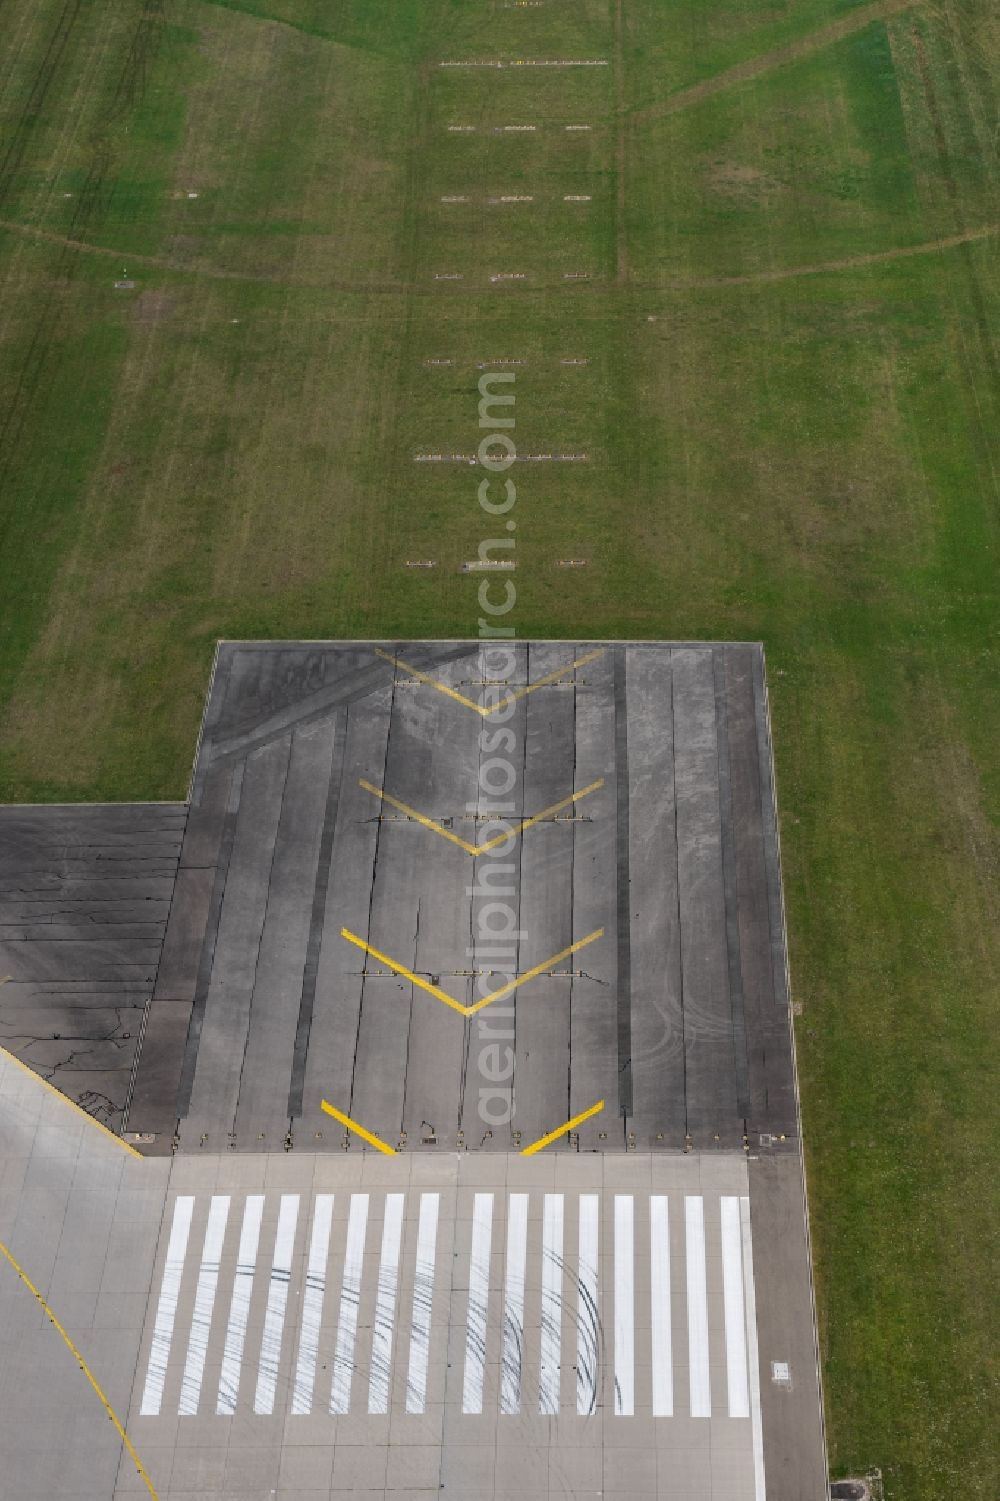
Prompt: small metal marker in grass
<box><xmin>414</xmin><ymin>450</ymin><xmax>587</xmax><ymax>464</ymax></box>
<box><xmin>461</xmin><ymin>559</ymin><xmax>516</xmax><ymax>572</ymax></box>
<box><xmin>414</xmin><ymin>453</ymin><xmax>478</xmax><ymax>464</ymax></box>
<box><xmin>831</xmin><ymin>1474</ymin><xmax>882</xmax><ymax>1501</ymax></box>
<box><xmin>522</xmin><ymin>451</ymin><xmax>589</xmax><ymax>461</ymax></box>
<box><xmin>556</xmin><ymin>559</ymin><xmax>588</xmax><ymax>567</ymax></box>
<box><xmin>438</xmin><ymin>58</ymin><xmax>608</xmax><ymax>69</ymax></box>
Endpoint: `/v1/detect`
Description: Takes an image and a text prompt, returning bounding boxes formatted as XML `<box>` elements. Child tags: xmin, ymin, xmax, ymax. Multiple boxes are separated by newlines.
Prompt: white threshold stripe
<box><xmin>217</xmin><ymin>1195</ymin><xmax>264</xmax><ymax>1414</ymax></box>
<box><xmin>369</xmin><ymin>1193</ymin><xmax>405</xmax><ymax>1414</ymax></box>
<box><xmin>576</xmin><ymin>1194</ymin><xmax>599</xmax><ymax>1416</ymax></box>
<box><xmin>741</xmin><ymin>1195</ymin><xmax>767</xmax><ymax>1501</ymax></box>
<box><xmin>614</xmin><ymin>1194</ymin><xmax>634</xmax><ymax>1417</ymax></box>
<box><xmin>291</xmin><ymin>1194</ymin><xmax>335</xmax><ymax>1416</ymax></box>
<box><xmin>254</xmin><ymin>1194</ymin><xmax>300</xmax><ymax>1415</ymax></box>
<box><xmin>650</xmin><ymin>1194</ymin><xmax>672</xmax><ymax>1416</ymax></box>
<box><xmin>138</xmin><ymin>1184</ymin><xmax>770</xmax><ymax>1425</ymax></box>
<box><xmin>406</xmin><ymin>1192</ymin><xmax>440</xmax><ymax>1414</ymax></box>
<box><xmin>462</xmin><ymin>1192</ymin><xmax>494</xmax><ymax>1414</ymax></box>
<box><xmin>686</xmin><ymin>1195</ymin><xmax>711</xmax><ymax>1417</ymax></box>
<box><xmin>178</xmin><ymin>1194</ymin><xmax>230</xmax><ymax>1415</ymax></box>
<box><xmin>501</xmin><ymin>1193</ymin><xmax>529</xmax><ymax>1415</ymax></box>
<box><xmin>539</xmin><ymin>1193</ymin><xmax>564</xmax><ymax>1415</ymax></box>
<box><xmin>141</xmin><ymin>1194</ymin><xmax>195</xmax><ymax>1415</ymax></box>
<box><xmin>331</xmin><ymin>1193</ymin><xmax>369</xmax><ymax>1414</ymax></box>
<box><xmin>721</xmin><ymin>1196</ymin><xmax>750</xmax><ymax>1417</ymax></box>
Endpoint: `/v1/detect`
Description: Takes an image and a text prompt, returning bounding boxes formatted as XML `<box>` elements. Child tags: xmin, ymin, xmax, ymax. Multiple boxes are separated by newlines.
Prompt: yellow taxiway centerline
<box><xmin>0</xmin><ymin>1240</ymin><xmax>159</xmax><ymax>1498</ymax></box>
<box><xmin>375</xmin><ymin>646</ymin><xmax>604</xmax><ymax>717</ymax></box>
<box><xmin>320</xmin><ymin>1100</ymin><xmax>397</xmax><ymax>1154</ymax></box>
<box><xmin>520</xmin><ymin>1099</ymin><xmax>606</xmax><ymax>1156</ymax></box>
<box><xmin>359</xmin><ymin>777</ymin><xmax>604</xmax><ymax>856</ymax></box>
<box><xmin>340</xmin><ymin>926</ymin><xmax>603</xmax><ymax>1017</ymax></box>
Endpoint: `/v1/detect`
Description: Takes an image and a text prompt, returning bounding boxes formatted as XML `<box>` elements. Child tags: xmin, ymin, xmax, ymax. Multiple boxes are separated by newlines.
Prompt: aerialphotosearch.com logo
<box><xmin>471</xmin><ymin>371</ymin><xmax>520</xmax><ymax>1130</ymax></box>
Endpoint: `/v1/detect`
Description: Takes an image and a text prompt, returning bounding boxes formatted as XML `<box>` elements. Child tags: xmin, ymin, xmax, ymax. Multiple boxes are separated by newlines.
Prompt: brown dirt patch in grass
<box><xmin>132</xmin><ymin>290</ymin><xmax>176</xmax><ymax>324</ymax></box>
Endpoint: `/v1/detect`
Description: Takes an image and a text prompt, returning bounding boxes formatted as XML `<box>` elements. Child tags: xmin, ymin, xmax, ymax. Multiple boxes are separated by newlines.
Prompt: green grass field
<box><xmin>1</xmin><ymin>0</ymin><xmax>997</xmax><ymax>1492</ymax></box>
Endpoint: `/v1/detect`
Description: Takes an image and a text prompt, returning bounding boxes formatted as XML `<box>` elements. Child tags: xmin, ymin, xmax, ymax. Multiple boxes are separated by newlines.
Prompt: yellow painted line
<box><xmin>320</xmin><ymin>1100</ymin><xmax>397</xmax><ymax>1155</ymax></box>
<box><xmin>0</xmin><ymin>1239</ymin><xmax>158</xmax><ymax>1499</ymax></box>
<box><xmin>340</xmin><ymin>930</ymin><xmax>472</xmax><ymax>1016</ymax></box>
<box><xmin>360</xmin><ymin>779</ymin><xmax>479</xmax><ymax>854</ymax></box>
<box><xmin>375</xmin><ymin>646</ymin><xmax>604</xmax><ymax>717</ymax></box>
<box><xmin>464</xmin><ymin>931</ymin><xmax>603</xmax><ymax>1015</ymax></box>
<box><xmin>0</xmin><ymin>1043</ymin><xmax>143</xmax><ymax>1160</ymax></box>
<box><xmin>360</xmin><ymin>777</ymin><xmax>604</xmax><ymax>856</ymax></box>
<box><xmin>479</xmin><ymin>778</ymin><xmax>603</xmax><ymax>852</ymax></box>
<box><xmin>341</xmin><ymin>927</ymin><xmax>603</xmax><ymax>1017</ymax></box>
<box><xmin>521</xmin><ymin>1099</ymin><xmax>605</xmax><ymax>1156</ymax></box>
<box><xmin>374</xmin><ymin>647</ymin><xmax>483</xmax><ymax>713</ymax></box>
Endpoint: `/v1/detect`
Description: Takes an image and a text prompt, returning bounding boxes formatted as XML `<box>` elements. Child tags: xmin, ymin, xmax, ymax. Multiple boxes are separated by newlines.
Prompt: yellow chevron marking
<box><xmin>340</xmin><ymin>927</ymin><xmax>603</xmax><ymax>1017</ymax></box>
<box><xmin>359</xmin><ymin>777</ymin><xmax>604</xmax><ymax>855</ymax></box>
<box><xmin>521</xmin><ymin>1099</ymin><xmax>606</xmax><ymax>1155</ymax></box>
<box><xmin>320</xmin><ymin>1100</ymin><xmax>397</xmax><ymax>1155</ymax></box>
<box><xmin>375</xmin><ymin>646</ymin><xmax>604</xmax><ymax>716</ymax></box>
